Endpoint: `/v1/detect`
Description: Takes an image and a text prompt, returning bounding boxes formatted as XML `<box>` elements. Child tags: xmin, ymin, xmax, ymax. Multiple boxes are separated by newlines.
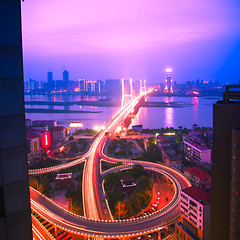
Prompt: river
<box><xmin>25</xmin><ymin>95</ymin><xmax>221</xmax><ymax>130</ymax></box>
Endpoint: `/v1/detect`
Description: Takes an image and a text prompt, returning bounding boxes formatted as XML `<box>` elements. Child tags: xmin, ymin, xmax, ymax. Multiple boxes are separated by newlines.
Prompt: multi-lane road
<box><xmin>30</xmin><ymin>90</ymin><xmax>191</xmax><ymax>238</ymax></box>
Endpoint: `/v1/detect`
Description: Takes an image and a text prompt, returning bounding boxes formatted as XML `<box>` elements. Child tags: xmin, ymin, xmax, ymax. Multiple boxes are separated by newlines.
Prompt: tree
<box><xmin>115</xmin><ymin>202</ymin><xmax>127</xmax><ymax>220</ymax></box>
<box><xmin>70</xmin><ymin>142</ymin><xmax>79</xmax><ymax>153</ymax></box>
<box><xmin>147</xmin><ymin>143</ymin><xmax>163</xmax><ymax>163</ymax></box>
<box><xmin>29</xmin><ymin>177</ymin><xmax>38</xmax><ymax>189</ymax></box>
<box><xmin>132</xmin><ymin>164</ymin><xmax>144</xmax><ymax>180</ymax></box>
<box><xmin>104</xmin><ymin>172</ymin><xmax>121</xmax><ymax>191</ymax></box>
<box><xmin>69</xmin><ymin>136</ymin><xmax>74</xmax><ymax>141</ymax></box>
<box><xmin>136</xmin><ymin>175</ymin><xmax>152</xmax><ymax>192</ymax></box>
<box><xmin>40</xmin><ymin>176</ymin><xmax>52</xmax><ymax>197</ymax></box>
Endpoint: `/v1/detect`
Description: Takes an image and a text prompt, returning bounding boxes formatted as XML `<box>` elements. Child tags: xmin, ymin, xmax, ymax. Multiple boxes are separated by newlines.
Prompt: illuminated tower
<box><xmin>140</xmin><ymin>79</ymin><xmax>147</xmax><ymax>94</ymax></box>
<box><xmin>164</xmin><ymin>68</ymin><xmax>173</xmax><ymax>93</ymax></box>
<box><xmin>121</xmin><ymin>78</ymin><xmax>133</xmax><ymax>108</ymax></box>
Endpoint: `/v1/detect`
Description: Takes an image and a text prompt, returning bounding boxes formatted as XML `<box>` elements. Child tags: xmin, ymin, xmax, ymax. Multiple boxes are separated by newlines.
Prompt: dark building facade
<box><xmin>47</xmin><ymin>71</ymin><xmax>54</xmax><ymax>91</ymax></box>
<box><xmin>229</xmin><ymin>128</ymin><xmax>240</xmax><ymax>239</ymax></box>
<box><xmin>0</xmin><ymin>0</ymin><xmax>32</xmax><ymax>239</ymax></box>
<box><xmin>210</xmin><ymin>85</ymin><xmax>240</xmax><ymax>240</ymax></box>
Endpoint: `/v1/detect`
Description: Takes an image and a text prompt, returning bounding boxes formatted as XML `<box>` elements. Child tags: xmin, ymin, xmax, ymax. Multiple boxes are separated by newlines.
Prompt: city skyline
<box><xmin>21</xmin><ymin>0</ymin><xmax>240</xmax><ymax>84</ymax></box>
<box><xmin>2</xmin><ymin>1</ymin><xmax>240</xmax><ymax>239</ymax></box>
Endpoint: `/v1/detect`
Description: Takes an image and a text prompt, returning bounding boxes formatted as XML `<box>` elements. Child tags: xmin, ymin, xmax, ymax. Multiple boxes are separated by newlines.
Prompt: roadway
<box><xmin>30</xmin><ymin>89</ymin><xmax>191</xmax><ymax>238</ymax></box>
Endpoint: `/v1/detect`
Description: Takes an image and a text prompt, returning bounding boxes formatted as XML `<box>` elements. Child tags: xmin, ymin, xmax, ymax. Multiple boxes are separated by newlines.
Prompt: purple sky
<box><xmin>21</xmin><ymin>0</ymin><xmax>240</xmax><ymax>85</ymax></box>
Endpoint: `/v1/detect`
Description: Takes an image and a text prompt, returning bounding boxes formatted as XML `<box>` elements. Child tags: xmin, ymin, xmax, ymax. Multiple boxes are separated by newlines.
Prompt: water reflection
<box><xmin>164</xmin><ymin>96</ymin><xmax>173</xmax><ymax>103</ymax></box>
<box><xmin>165</xmin><ymin>107</ymin><xmax>173</xmax><ymax>127</ymax></box>
<box><xmin>192</xmin><ymin>97</ymin><xmax>198</xmax><ymax>124</ymax></box>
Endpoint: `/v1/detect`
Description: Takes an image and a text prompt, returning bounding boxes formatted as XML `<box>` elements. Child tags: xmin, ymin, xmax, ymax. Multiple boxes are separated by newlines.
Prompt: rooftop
<box><xmin>120</xmin><ymin>175</ymin><xmax>136</xmax><ymax>188</ymax></box>
<box><xmin>163</xmin><ymin>147</ymin><xmax>181</xmax><ymax>161</ymax></box>
<box><xmin>184</xmin><ymin>139</ymin><xmax>210</xmax><ymax>151</ymax></box>
<box><xmin>33</xmin><ymin>120</ymin><xmax>56</xmax><ymax>123</ymax></box>
<box><xmin>182</xmin><ymin>185</ymin><xmax>210</xmax><ymax>205</ymax></box>
<box><xmin>55</xmin><ymin>173</ymin><xmax>72</xmax><ymax>180</ymax></box>
<box><xmin>26</xmin><ymin>132</ymin><xmax>39</xmax><ymax>140</ymax></box>
<box><xmin>185</xmin><ymin>167</ymin><xmax>211</xmax><ymax>181</ymax></box>
<box><xmin>51</xmin><ymin>126</ymin><xmax>65</xmax><ymax>131</ymax></box>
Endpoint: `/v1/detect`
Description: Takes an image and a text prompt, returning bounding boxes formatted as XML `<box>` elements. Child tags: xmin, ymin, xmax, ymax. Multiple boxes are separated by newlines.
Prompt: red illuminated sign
<box><xmin>42</xmin><ymin>132</ymin><xmax>51</xmax><ymax>149</ymax></box>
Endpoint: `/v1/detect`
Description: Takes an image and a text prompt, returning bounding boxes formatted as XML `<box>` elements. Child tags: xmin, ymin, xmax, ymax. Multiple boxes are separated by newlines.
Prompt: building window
<box><xmin>190</xmin><ymin>200</ymin><xmax>197</xmax><ymax>208</ymax></box>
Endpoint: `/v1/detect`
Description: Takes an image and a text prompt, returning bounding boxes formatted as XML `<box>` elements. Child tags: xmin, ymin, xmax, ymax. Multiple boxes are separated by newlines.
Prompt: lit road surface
<box><xmin>32</xmin><ymin>214</ymin><xmax>54</xmax><ymax>240</ymax></box>
<box><xmin>30</xmin><ymin>89</ymin><xmax>191</xmax><ymax>237</ymax></box>
<box><xmin>82</xmin><ymin>91</ymin><xmax>149</xmax><ymax>220</ymax></box>
<box><xmin>30</xmin><ymin>156</ymin><xmax>190</xmax><ymax>238</ymax></box>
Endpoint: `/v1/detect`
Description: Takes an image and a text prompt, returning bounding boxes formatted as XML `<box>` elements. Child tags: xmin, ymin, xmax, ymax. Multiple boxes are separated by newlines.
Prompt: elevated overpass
<box><xmin>30</xmin><ymin>89</ymin><xmax>191</xmax><ymax>238</ymax></box>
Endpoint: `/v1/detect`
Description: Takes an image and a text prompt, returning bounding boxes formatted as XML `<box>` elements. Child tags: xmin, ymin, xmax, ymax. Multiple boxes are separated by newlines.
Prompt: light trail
<box><xmin>29</xmin><ymin>88</ymin><xmax>192</xmax><ymax>238</ymax></box>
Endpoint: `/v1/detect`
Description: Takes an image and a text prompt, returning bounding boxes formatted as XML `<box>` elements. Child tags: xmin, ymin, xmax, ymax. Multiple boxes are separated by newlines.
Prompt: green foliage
<box><xmin>29</xmin><ymin>177</ymin><xmax>38</xmax><ymax>189</ymax></box>
<box><xmin>136</xmin><ymin>175</ymin><xmax>152</xmax><ymax>192</ymax></box>
<box><xmin>65</xmin><ymin>177</ymin><xmax>84</xmax><ymax>216</ymax></box>
<box><xmin>175</xmin><ymin>134</ymin><xmax>183</xmax><ymax>143</ymax></box>
<box><xmin>104</xmin><ymin>172</ymin><xmax>122</xmax><ymax>191</ymax></box>
<box><xmin>65</xmin><ymin>183</ymin><xmax>83</xmax><ymax>215</ymax></box>
<box><xmin>104</xmin><ymin>164</ymin><xmax>153</xmax><ymax>219</ymax></box>
<box><xmin>142</xmin><ymin>128</ymin><xmax>175</xmax><ymax>134</ymax></box>
<box><xmin>29</xmin><ymin>158</ymin><xmax>59</xmax><ymax>170</ymax></box>
<box><xmin>108</xmin><ymin>139</ymin><xmax>134</xmax><ymax>157</ymax></box>
<box><xmin>69</xmin><ymin>136</ymin><xmax>74</xmax><ymax>141</ymax></box>
<box><xmin>106</xmin><ymin>191</ymin><xmax>125</xmax><ymax>215</ymax></box>
<box><xmin>73</xmin><ymin>128</ymin><xmax>97</xmax><ymax>136</ymax></box>
<box><xmin>69</xmin><ymin>142</ymin><xmax>79</xmax><ymax>153</ymax></box>
<box><xmin>132</xmin><ymin>164</ymin><xmax>144</xmax><ymax>180</ymax></box>
<box><xmin>39</xmin><ymin>176</ymin><xmax>52</xmax><ymax>197</ymax></box>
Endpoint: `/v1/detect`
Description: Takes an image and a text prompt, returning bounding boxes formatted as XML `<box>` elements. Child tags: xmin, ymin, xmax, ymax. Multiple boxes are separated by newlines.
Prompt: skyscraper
<box><xmin>0</xmin><ymin>0</ymin><xmax>32</xmax><ymax>239</ymax></box>
<box><xmin>47</xmin><ymin>71</ymin><xmax>54</xmax><ymax>90</ymax></box>
<box><xmin>229</xmin><ymin>128</ymin><xmax>240</xmax><ymax>239</ymax></box>
<box><xmin>79</xmin><ymin>79</ymin><xmax>86</xmax><ymax>91</ymax></box>
<box><xmin>63</xmin><ymin>70</ymin><xmax>69</xmax><ymax>82</ymax></box>
<box><xmin>63</xmin><ymin>70</ymin><xmax>69</xmax><ymax>90</ymax></box>
<box><xmin>164</xmin><ymin>68</ymin><xmax>173</xmax><ymax>93</ymax></box>
<box><xmin>210</xmin><ymin>85</ymin><xmax>240</xmax><ymax>240</ymax></box>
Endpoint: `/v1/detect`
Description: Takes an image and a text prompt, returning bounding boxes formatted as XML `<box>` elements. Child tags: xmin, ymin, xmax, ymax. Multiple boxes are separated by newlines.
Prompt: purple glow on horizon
<box><xmin>21</xmin><ymin>0</ymin><xmax>240</xmax><ymax>83</ymax></box>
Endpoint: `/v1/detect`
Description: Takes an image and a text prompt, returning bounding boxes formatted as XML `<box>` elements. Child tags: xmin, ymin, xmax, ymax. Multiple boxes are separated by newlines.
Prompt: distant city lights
<box><xmin>74</xmin><ymin>87</ymin><xmax>80</xmax><ymax>92</ymax></box>
<box><xmin>93</xmin><ymin>125</ymin><xmax>105</xmax><ymax>132</ymax></box>
<box><xmin>69</xmin><ymin>122</ymin><xmax>83</xmax><ymax>128</ymax></box>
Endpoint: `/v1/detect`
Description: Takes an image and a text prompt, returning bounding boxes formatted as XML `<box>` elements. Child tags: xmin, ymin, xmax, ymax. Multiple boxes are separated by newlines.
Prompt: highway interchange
<box><xmin>30</xmin><ymin>90</ymin><xmax>191</xmax><ymax>238</ymax></box>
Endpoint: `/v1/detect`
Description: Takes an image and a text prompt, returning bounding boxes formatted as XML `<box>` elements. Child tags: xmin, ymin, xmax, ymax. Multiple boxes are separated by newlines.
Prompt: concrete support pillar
<box><xmin>158</xmin><ymin>230</ymin><xmax>162</xmax><ymax>240</ymax></box>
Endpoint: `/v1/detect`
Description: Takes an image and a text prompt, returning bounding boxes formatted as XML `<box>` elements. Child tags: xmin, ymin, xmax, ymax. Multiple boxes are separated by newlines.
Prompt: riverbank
<box><xmin>25</xmin><ymin>108</ymin><xmax>102</xmax><ymax>113</ymax></box>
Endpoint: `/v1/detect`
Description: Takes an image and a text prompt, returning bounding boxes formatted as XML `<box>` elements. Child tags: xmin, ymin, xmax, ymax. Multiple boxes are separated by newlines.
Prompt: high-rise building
<box><xmin>47</xmin><ymin>71</ymin><xmax>53</xmax><ymax>83</ymax></box>
<box><xmin>97</xmin><ymin>80</ymin><xmax>104</xmax><ymax>93</ymax></box>
<box><xmin>229</xmin><ymin>128</ymin><xmax>240</xmax><ymax>239</ymax></box>
<box><xmin>0</xmin><ymin>1</ymin><xmax>32</xmax><ymax>239</ymax></box>
<box><xmin>79</xmin><ymin>79</ymin><xmax>86</xmax><ymax>91</ymax></box>
<box><xmin>63</xmin><ymin>70</ymin><xmax>69</xmax><ymax>82</ymax></box>
<box><xmin>63</xmin><ymin>70</ymin><xmax>69</xmax><ymax>90</ymax></box>
<box><xmin>85</xmin><ymin>81</ymin><xmax>92</xmax><ymax>92</ymax></box>
<box><xmin>164</xmin><ymin>68</ymin><xmax>173</xmax><ymax>93</ymax></box>
<box><xmin>47</xmin><ymin>71</ymin><xmax>54</xmax><ymax>91</ymax></box>
<box><xmin>210</xmin><ymin>85</ymin><xmax>240</xmax><ymax>240</ymax></box>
